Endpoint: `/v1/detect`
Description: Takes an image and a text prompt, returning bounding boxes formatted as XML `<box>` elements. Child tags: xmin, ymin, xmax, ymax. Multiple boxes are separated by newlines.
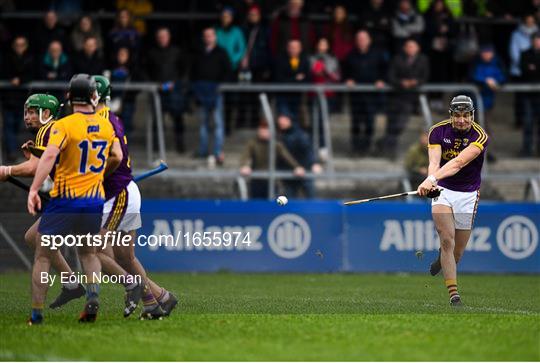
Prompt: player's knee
<box><xmin>115</xmin><ymin>251</ymin><xmax>135</xmax><ymax>268</ymax></box>
<box><xmin>24</xmin><ymin>230</ymin><xmax>37</xmax><ymax>249</ymax></box>
<box><xmin>439</xmin><ymin>234</ymin><xmax>455</xmax><ymax>251</ymax></box>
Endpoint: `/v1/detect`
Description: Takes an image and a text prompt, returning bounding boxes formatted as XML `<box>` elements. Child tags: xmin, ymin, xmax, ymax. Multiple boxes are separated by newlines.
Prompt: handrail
<box><xmin>218</xmin><ymin>82</ymin><xmax>486</xmax><ymax>128</ymax></box>
<box><xmin>524</xmin><ymin>178</ymin><xmax>540</xmax><ymax>203</ymax></box>
<box><xmin>0</xmin><ymin>81</ymin><xmax>166</xmax><ymax>165</ymax></box>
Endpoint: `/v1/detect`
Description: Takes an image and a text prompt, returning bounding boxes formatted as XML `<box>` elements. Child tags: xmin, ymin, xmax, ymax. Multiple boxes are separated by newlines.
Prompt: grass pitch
<box><xmin>0</xmin><ymin>272</ymin><xmax>539</xmax><ymax>361</ymax></box>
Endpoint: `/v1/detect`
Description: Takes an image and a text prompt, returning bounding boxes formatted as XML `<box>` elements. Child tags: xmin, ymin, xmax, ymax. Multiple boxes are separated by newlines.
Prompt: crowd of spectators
<box><xmin>2</xmin><ymin>0</ymin><xmax>540</xmax><ymax>170</ymax></box>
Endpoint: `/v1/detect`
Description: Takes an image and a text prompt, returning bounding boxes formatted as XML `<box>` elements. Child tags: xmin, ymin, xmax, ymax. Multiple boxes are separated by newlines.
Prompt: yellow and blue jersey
<box><xmin>47</xmin><ymin>111</ymin><xmax>115</xmax><ymax>200</ymax></box>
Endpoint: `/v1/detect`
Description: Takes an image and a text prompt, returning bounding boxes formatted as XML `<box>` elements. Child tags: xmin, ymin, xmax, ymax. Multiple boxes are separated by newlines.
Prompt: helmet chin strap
<box><xmin>90</xmin><ymin>90</ymin><xmax>100</xmax><ymax>108</ymax></box>
<box><xmin>39</xmin><ymin>108</ymin><xmax>53</xmax><ymax>124</ymax></box>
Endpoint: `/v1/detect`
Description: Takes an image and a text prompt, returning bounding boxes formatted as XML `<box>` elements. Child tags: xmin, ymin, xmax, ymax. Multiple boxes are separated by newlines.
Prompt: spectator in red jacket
<box><xmin>270</xmin><ymin>0</ymin><xmax>315</xmax><ymax>57</ymax></box>
<box><xmin>322</xmin><ymin>4</ymin><xmax>354</xmax><ymax>68</ymax></box>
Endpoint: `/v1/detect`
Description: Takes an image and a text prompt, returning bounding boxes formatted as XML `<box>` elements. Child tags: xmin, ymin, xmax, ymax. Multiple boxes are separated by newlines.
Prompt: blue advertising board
<box><xmin>136</xmin><ymin>200</ymin><xmax>539</xmax><ymax>273</ymax></box>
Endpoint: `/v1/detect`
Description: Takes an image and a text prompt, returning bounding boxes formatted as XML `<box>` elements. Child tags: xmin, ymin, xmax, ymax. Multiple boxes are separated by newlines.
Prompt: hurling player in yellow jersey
<box><xmin>27</xmin><ymin>74</ymin><xmax>123</xmax><ymax>324</ymax></box>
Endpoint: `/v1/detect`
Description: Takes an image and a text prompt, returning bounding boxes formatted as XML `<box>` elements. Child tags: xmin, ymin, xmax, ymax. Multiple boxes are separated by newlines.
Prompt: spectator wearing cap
<box><xmin>270</xmin><ymin>0</ymin><xmax>315</xmax><ymax>57</ymax></box>
<box><xmin>191</xmin><ymin>27</ymin><xmax>232</xmax><ymax>165</ymax></box>
<box><xmin>34</xmin><ymin>10</ymin><xmax>67</xmax><ymax>55</ymax></box>
<box><xmin>72</xmin><ymin>36</ymin><xmax>105</xmax><ymax>75</ymax></box>
<box><xmin>1</xmin><ymin>35</ymin><xmax>34</xmax><ymax>162</ymax></box>
<box><xmin>381</xmin><ymin>38</ymin><xmax>429</xmax><ymax>158</ymax></box>
<box><xmin>216</xmin><ymin>6</ymin><xmax>246</xmax><ymax>135</ymax></box>
<box><xmin>277</xmin><ymin>113</ymin><xmax>322</xmax><ymax>199</ymax></box>
<box><xmin>273</xmin><ymin>38</ymin><xmax>311</xmax><ymax>123</ymax></box>
<box><xmin>240</xmin><ymin>121</ymin><xmax>305</xmax><ymax>199</ymax></box>
<box><xmin>71</xmin><ymin>15</ymin><xmax>103</xmax><ymax>55</ymax></box>
<box><xmin>144</xmin><ymin>27</ymin><xmax>188</xmax><ymax>153</ymax></box>
<box><xmin>239</xmin><ymin>4</ymin><xmax>272</xmax><ymax>128</ymax></box>
<box><xmin>216</xmin><ymin>7</ymin><xmax>246</xmax><ymax>71</ymax></box>
<box><xmin>391</xmin><ymin>0</ymin><xmax>425</xmax><ymax>52</ymax></box>
<box><xmin>241</xmin><ymin>5</ymin><xmax>271</xmax><ymax>82</ymax></box>
<box><xmin>344</xmin><ymin>30</ymin><xmax>387</xmax><ymax>155</ymax></box>
<box><xmin>519</xmin><ymin>31</ymin><xmax>540</xmax><ymax>156</ymax></box>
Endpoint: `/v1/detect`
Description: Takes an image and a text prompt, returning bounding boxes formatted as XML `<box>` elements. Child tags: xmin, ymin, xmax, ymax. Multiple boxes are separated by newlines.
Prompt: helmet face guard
<box><xmin>449</xmin><ymin>95</ymin><xmax>475</xmax><ymax>129</ymax></box>
<box><xmin>93</xmin><ymin>75</ymin><xmax>111</xmax><ymax>103</ymax></box>
<box><xmin>24</xmin><ymin>94</ymin><xmax>60</xmax><ymax>124</ymax></box>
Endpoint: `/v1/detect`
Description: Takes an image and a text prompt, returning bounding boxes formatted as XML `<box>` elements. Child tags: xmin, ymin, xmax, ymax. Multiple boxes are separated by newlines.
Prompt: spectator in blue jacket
<box><xmin>277</xmin><ymin>113</ymin><xmax>323</xmax><ymax>199</ymax></box>
<box><xmin>470</xmin><ymin>44</ymin><xmax>506</xmax><ymax>161</ymax></box>
<box><xmin>471</xmin><ymin>44</ymin><xmax>506</xmax><ymax>112</ymax></box>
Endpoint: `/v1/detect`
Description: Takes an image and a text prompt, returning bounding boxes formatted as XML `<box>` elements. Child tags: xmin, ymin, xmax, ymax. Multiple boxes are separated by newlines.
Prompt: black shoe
<box><xmin>79</xmin><ymin>299</ymin><xmax>99</xmax><ymax>322</ymax></box>
<box><xmin>430</xmin><ymin>249</ymin><xmax>442</xmax><ymax>276</ymax></box>
<box><xmin>49</xmin><ymin>284</ymin><xmax>86</xmax><ymax>309</ymax></box>
<box><xmin>450</xmin><ymin>295</ymin><xmax>463</xmax><ymax>307</ymax></box>
<box><xmin>160</xmin><ymin>293</ymin><xmax>178</xmax><ymax>316</ymax></box>
<box><xmin>124</xmin><ymin>282</ymin><xmax>144</xmax><ymax>317</ymax></box>
<box><xmin>139</xmin><ymin>305</ymin><xmax>166</xmax><ymax>320</ymax></box>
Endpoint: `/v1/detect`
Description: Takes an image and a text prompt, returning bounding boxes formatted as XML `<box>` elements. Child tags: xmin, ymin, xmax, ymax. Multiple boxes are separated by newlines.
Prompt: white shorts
<box><xmin>431</xmin><ymin>186</ymin><xmax>480</xmax><ymax>230</ymax></box>
<box><xmin>101</xmin><ymin>181</ymin><xmax>142</xmax><ymax>232</ymax></box>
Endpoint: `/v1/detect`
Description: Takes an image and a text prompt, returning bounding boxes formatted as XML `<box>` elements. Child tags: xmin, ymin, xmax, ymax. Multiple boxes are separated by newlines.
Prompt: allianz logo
<box><xmin>380</xmin><ymin>216</ymin><xmax>538</xmax><ymax>260</ymax></box>
<box><xmin>150</xmin><ymin>219</ymin><xmax>263</xmax><ymax>251</ymax></box>
<box><xmin>496</xmin><ymin>216</ymin><xmax>538</xmax><ymax>260</ymax></box>
<box><xmin>380</xmin><ymin>220</ymin><xmax>491</xmax><ymax>251</ymax></box>
<box><xmin>267</xmin><ymin>214</ymin><xmax>311</xmax><ymax>259</ymax></box>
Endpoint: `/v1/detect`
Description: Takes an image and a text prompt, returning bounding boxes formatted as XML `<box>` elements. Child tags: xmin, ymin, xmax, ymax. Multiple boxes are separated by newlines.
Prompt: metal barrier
<box><xmin>2</xmin><ymin>81</ymin><xmax>539</xmax><ymax>202</ymax></box>
<box><xmin>0</xmin><ymin>81</ymin><xmax>166</xmax><ymax>165</ymax></box>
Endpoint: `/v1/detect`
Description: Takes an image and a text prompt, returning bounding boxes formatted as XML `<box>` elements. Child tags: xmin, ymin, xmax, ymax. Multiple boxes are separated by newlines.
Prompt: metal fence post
<box><xmin>259</xmin><ymin>93</ymin><xmax>276</xmax><ymax>199</ymax></box>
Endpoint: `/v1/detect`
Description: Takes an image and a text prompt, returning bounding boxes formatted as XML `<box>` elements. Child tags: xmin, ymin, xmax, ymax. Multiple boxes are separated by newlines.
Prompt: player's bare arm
<box><xmin>28</xmin><ymin>145</ymin><xmax>60</xmax><ymax>215</ymax></box>
<box><xmin>418</xmin><ymin>144</ymin><xmax>482</xmax><ymax>196</ymax></box>
<box><xmin>104</xmin><ymin>139</ymin><xmax>123</xmax><ymax>178</ymax></box>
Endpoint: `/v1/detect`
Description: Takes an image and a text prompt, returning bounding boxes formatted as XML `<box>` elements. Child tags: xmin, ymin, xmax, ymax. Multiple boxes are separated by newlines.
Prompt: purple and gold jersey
<box><xmin>428</xmin><ymin>120</ymin><xmax>489</xmax><ymax>192</ymax></box>
<box><xmin>98</xmin><ymin>107</ymin><xmax>133</xmax><ymax>201</ymax></box>
<box><xmin>35</xmin><ymin>120</ymin><xmax>55</xmax><ymax>150</ymax></box>
<box><xmin>34</xmin><ymin>121</ymin><xmax>57</xmax><ymax>178</ymax></box>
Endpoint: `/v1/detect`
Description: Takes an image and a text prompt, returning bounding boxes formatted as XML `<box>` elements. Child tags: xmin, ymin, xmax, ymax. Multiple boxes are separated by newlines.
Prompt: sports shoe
<box><xmin>139</xmin><ymin>305</ymin><xmax>166</xmax><ymax>320</ymax></box>
<box><xmin>49</xmin><ymin>284</ymin><xmax>86</xmax><ymax>309</ymax></box>
<box><xmin>27</xmin><ymin>315</ymin><xmax>43</xmax><ymax>326</ymax></box>
<box><xmin>123</xmin><ymin>282</ymin><xmax>144</xmax><ymax>317</ymax></box>
<box><xmin>160</xmin><ymin>293</ymin><xmax>178</xmax><ymax>316</ymax></box>
<box><xmin>450</xmin><ymin>295</ymin><xmax>463</xmax><ymax>307</ymax></box>
<box><xmin>430</xmin><ymin>249</ymin><xmax>442</xmax><ymax>276</ymax></box>
<box><xmin>79</xmin><ymin>299</ymin><xmax>99</xmax><ymax>322</ymax></box>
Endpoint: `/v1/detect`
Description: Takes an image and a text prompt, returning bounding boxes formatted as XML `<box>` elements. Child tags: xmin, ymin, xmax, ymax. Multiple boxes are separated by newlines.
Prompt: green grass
<box><xmin>0</xmin><ymin>272</ymin><xmax>539</xmax><ymax>361</ymax></box>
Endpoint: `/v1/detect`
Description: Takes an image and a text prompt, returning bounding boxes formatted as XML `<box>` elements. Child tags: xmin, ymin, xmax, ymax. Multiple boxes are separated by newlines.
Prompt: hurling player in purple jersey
<box><xmin>417</xmin><ymin>95</ymin><xmax>489</xmax><ymax>306</ymax></box>
<box><xmin>93</xmin><ymin>76</ymin><xmax>178</xmax><ymax>319</ymax></box>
